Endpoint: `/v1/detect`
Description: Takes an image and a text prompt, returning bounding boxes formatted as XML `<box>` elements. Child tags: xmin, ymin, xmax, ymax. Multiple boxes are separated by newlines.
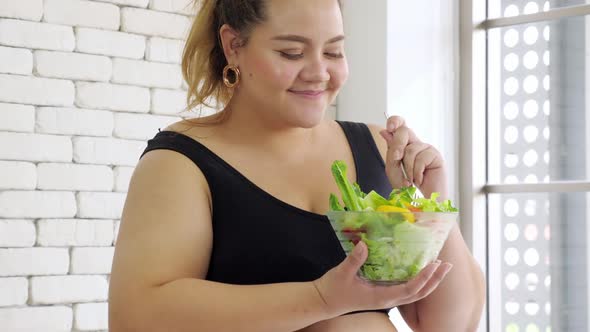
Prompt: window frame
<box><xmin>459</xmin><ymin>2</ymin><xmax>590</xmax><ymax>331</ymax></box>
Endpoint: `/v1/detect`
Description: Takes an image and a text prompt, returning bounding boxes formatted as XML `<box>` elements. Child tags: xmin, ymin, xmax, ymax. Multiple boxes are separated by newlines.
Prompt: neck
<box><xmin>218</xmin><ymin>92</ymin><xmax>321</xmax><ymax>160</ymax></box>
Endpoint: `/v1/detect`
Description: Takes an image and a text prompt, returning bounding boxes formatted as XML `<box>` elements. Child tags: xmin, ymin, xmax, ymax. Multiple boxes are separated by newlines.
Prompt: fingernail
<box><xmin>387</xmin><ymin>123</ymin><xmax>395</xmax><ymax>131</ymax></box>
<box><xmin>354</xmin><ymin>242</ymin><xmax>364</xmax><ymax>257</ymax></box>
<box><xmin>443</xmin><ymin>263</ymin><xmax>453</xmax><ymax>273</ymax></box>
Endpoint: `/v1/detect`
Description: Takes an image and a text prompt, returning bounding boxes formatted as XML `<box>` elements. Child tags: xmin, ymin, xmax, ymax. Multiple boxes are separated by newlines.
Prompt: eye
<box><xmin>325</xmin><ymin>52</ymin><xmax>344</xmax><ymax>59</ymax></box>
<box><xmin>278</xmin><ymin>51</ymin><xmax>304</xmax><ymax>60</ymax></box>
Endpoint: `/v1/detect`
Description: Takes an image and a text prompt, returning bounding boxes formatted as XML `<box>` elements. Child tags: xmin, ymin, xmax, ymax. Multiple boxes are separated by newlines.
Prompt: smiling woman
<box><xmin>181</xmin><ymin>0</ymin><xmax>345</xmax><ymax>121</ymax></box>
<box><xmin>107</xmin><ymin>0</ymin><xmax>484</xmax><ymax>331</ymax></box>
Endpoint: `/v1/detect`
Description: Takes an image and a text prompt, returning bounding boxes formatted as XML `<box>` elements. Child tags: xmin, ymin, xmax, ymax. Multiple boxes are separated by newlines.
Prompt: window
<box><xmin>460</xmin><ymin>1</ymin><xmax>590</xmax><ymax>331</ymax></box>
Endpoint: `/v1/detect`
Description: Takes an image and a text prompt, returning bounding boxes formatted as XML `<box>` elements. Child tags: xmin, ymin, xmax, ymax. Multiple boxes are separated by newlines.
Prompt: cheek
<box><xmin>246</xmin><ymin>56</ymin><xmax>298</xmax><ymax>89</ymax></box>
<box><xmin>330</xmin><ymin>61</ymin><xmax>349</xmax><ymax>89</ymax></box>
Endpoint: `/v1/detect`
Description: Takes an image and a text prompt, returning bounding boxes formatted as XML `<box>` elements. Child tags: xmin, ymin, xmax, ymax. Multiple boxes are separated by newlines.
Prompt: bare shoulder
<box><xmin>162</xmin><ymin>116</ymin><xmax>223</xmax><ymax>140</ymax></box>
<box><xmin>129</xmin><ymin>147</ymin><xmax>212</xmax><ymax>214</ymax></box>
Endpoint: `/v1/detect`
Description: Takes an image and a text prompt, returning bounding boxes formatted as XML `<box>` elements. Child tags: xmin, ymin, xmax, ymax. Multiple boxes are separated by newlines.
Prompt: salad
<box><xmin>327</xmin><ymin>160</ymin><xmax>458</xmax><ymax>283</ymax></box>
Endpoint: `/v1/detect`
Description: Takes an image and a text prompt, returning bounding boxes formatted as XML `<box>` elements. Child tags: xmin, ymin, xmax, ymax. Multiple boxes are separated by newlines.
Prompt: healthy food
<box><xmin>327</xmin><ymin>160</ymin><xmax>458</xmax><ymax>282</ymax></box>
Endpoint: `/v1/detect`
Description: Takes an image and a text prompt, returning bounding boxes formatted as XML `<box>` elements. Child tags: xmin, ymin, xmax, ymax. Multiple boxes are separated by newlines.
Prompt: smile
<box><xmin>288</xmin><ymin>90</ymin><xmax>326</xmax><ymax>99</ymax></box>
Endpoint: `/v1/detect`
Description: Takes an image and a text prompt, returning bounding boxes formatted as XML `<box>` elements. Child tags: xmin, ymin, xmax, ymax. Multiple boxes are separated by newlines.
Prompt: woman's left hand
<box><xmin>379</xmin><ymin>115</ymin><xmax>448</xmax><ymax>199</ymax></box>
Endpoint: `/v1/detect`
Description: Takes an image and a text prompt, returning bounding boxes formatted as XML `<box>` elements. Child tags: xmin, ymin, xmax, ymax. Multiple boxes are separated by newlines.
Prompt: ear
<box><xmin>219</xmin><ymin>24</ymin><xmax>241</xmax><ymax>65</ymax></box>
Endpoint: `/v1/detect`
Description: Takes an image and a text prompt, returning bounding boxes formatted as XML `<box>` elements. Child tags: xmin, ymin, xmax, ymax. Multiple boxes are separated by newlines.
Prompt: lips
<box><xmin>288</xmin><ymin>89</ymin><xmax>326</xmax><ymax>97</ymax></box>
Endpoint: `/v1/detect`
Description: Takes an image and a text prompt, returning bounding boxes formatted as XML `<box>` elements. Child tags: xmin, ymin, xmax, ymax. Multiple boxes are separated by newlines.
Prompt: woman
<box><xmin>108</xmin><ymin>0</ymin><xmax>485</xmax><ymax>331</ymax></box>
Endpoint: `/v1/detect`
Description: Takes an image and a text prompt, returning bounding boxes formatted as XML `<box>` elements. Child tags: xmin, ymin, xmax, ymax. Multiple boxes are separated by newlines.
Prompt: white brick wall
<box><xmin>149</xmin><ymin>0</ymin><xmax>194</xmax><ymax>15</ymax></box>
<box><xmin>0</xmin><ymin>132</ymin><xmax>72</xmax><ymax>162</ymax></box>
<box><xmin>37</xmin><ymin>219</ymin><xmax>115</xmax><ymax>247</ymax></box>
<box><xmin>147</xmin><ymin>36</ymin><xmax>184</xmax><ymax>63</ymax></box>
<box><xmin>44</xmin><ymin>0</ymin><xmax>121</xmax><ymax>30</ymax></box>
<box><xmin>76</xmin><ymin>27</ymin><xmax>146</xmax><ymax>59</ymax></box>
<box><xmin>73</xmin><ymin>136</ymin><xmax>147</xmax><ymax>166</ymax></box>
<box><xmin>0</xmin><ymin>1</ymin><xmax>196</xmax><ymax>329</ymax></box>
<box><xmin>0</xmin><ymin>248</ymin><xmax>69</xmax><ymax>276</ymax></box>
<box><xmin>0</xmin><ymin>103</ymin><xmax>35</xmax><ymax>133</ymax></box>
<box><xmin>31</xmin><ymin>275</ymin><xmax>108</xmax><ymax>304</ymax></box>
<box><xmin>97</xmin><ymin>0</ymin><xmax>149</xmax><ymax>7</ymax></box>
<box><xmin>36</xmin><ymin>107</ymin><xmax>114</xmax><ymax>137</ymax></box>
<box><xmin>37</xmin><ymin>163</ymin><xmax>114</xmax><ymax>191</ymax></box>
<box><xmin>74</xmin><ymin>302</ymin><xmax>109</xmax><ymax>330</ymax></box>
<box><xmin>151</xmin><ymin>87</ymin><xmax>188</xmax><ymax>115</ymax></box>
<box><xmin>77</xmin><ymin>192</ymin><xmax>126</xmax><ymax>219</ymax></box>
<box><xmin>76</xmin><ymin>81</ymin><xmax>151</xmax><ymax>112</ymax></box>
<box><xmin>0</xmin><ymin>278</ymin><xmax>28</xmax><ymax>307</ymax></box>
<box><xmin>0</xmin><ymin>74</ymin><xmax>75</xmax><ymax>106</ymax></box>
<box><xmin>114</xmin><ymin>166</ymin><xmax>134</xmax><ymax>192</ymax></box>
<box><xmin>112</xmin><ymin>58</ymin><xmax>182</xmax><ymax>88</ymax></box>
<box><xmin>0</xmin><ymin>191</ymin><xmax>77</xmax><ymax>218</ymax></box>
<box><xmin>0</xmin><ymin>306</ymin><xmax>73</xmax><ymax>331</ymax></box>
<box><xmin>0</xmin><ymin>46</ymin><xmax>33</xmax><ymax>75</ymax></box>
<box><xmin>0</xmin><ymin>19</ymin><xmax>75</xmax><ymax>51</ymax></box>
<box><xmin>114</xmin><ymin>112</ymin><xmax>178</xmax><ymax>140</ymax></box>
<box><xmin>71</xmin><ymin>247</ymin><xmax>115</xmax><ymax>274</ymax></box>
<box><xmin>35</xmin><ymin>50</ymin><xmax>113</xmax><ymax>82</ymax></box>
<box><xmin>0</xmin><ymin>220</ymin><xmax>36</xmax><ymax>247</ymax></box>
<box><xmin>0</xmin><ymin>162</ymin><xmax>37</xmax><ymax>190</ymax></box>
<box><xmin>121</xmin><ymin>7</ymin><xmax>190</xmax><ymax>39</ymax></box>
<box><xmin>0</xmin><ymin>0</ymin><xmax>43</xmax><ymax>21</ymax></box>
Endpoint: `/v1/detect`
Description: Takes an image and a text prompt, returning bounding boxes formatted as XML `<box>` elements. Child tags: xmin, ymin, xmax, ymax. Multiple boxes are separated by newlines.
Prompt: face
<box><xmin>231</xmin><ymin>0</ymin><xmax>348</xmax><ymax>128</ymax></box>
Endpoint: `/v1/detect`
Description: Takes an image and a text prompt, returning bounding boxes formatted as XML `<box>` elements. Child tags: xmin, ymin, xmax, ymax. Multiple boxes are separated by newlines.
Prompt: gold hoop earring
<box><xmin>223</xmin><ymin>64</ymin><xmax>240</xmax><ymax>88</ymax></box>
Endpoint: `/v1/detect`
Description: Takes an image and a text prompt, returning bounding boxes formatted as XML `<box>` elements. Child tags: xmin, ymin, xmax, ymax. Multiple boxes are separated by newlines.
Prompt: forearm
<box><xmin>401</xmin><ymin>227</ymin><xmax>486</xmax><ymax>331</ymax></box>
<box><xmin>111</xmin><ymin>278</ymin><xmax>333</xmax><ymax>332</ymax></box>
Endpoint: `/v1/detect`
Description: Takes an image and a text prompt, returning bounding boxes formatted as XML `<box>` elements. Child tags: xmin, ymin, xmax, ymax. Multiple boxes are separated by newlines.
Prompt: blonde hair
<box><xmin>181</xmin><ymin>0</ymin><xmax>266</xmax><ymax>121</ymax></box>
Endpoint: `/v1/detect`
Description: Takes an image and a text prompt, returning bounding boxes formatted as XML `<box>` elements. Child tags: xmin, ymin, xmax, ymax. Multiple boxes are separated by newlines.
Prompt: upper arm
<box><xmin>108</xmin><ymin>149</ymin><xmax>213</xmax><ymax>317</ymax></box>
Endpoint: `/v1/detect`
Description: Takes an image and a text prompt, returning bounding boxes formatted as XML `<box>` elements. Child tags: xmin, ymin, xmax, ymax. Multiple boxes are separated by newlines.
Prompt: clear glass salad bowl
<box><xmin>326</xmin><ymin>210</ymin><xmax>458</xmax><ymax>285</ymax></box>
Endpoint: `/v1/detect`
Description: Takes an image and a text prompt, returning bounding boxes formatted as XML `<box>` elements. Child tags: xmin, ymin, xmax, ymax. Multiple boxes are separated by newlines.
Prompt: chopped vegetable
<box><xmin>331</xmin><ymin>161</ymin><xmax>363</xmax><ymax>211</ymax></box>
<box><xmin>329</xmin><ymin>160</ymin><xmax>458</xmax><ymax>213</ymax></box>
<box><xmin>329</xmin><ymin>193</ymin><xmax>345</xmax><ymax>211</ymax></box>
<box><xmin>375</xmin><ymin>205</ymin><xmax>415</xmax><ymax>223</ymax></box>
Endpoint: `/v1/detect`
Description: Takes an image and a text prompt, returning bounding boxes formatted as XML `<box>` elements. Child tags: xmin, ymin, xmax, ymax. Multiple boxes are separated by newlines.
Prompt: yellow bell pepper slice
<box><xmin>375</xmin><ymin>205</ymin><xmax>415</xmax><ymax>223</ymax></box>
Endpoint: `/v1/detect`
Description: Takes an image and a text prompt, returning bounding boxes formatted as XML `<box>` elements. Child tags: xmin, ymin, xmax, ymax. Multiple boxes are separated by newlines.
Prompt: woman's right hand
<box><xmin>312</xmin><ymin>241</ymin><xmax>453</xmax><ymax>316</ymax></box>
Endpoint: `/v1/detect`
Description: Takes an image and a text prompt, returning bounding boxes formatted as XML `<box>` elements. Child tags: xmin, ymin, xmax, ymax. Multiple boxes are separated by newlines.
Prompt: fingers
<box><xmin>389</xmin><ymin>127</ymin><xmax>417</xmax><ymax>161</ymax></box>
<box><xmin>380</xmin><ymin>125</ymin><xmax>418</xmax><ymax>188</ymax></box>
<box><xmin>398</xmin><ymin>261</ymin><xmax>441</xmax><ymax>298</ymax></box>
<box><xmin>411</xmin><ymin>262</ymin><xmax>453</xmax><ymax>300</ymax></box>
<box><xmin>382</xmin><ymin>116</ymin><xmax>445</xmax><ymax>191</ymax></box>
<box><xmin>372</xmin><ymin>260</ymin><xmax>452</xmax><ymax>308</ymax></box>
<box><xmin>401</xmin><ymin>143</ymin><xmax>430</xmax><ymax>185</ymax></box>
<box><xmin>383</xmin><ymin>123</ymin><xmax>419</xmax><ymax>166</ymax></box>
<box><xmin>385</xmin><ymin>115</ymin><xmax>405</xmax><ymax>132</ymax></box>
<box><xmin>340</xmin><ymin>241</ymin><xmax>368</xmax><ymax>277</ymax></box>
<box><xmin>412</xmin><ymin>148</ymin><xmax>443</xmax><ymax>186</ymax></box>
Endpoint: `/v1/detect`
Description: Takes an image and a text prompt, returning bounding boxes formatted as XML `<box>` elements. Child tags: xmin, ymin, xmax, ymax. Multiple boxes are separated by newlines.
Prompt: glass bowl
<box><xmin>326</xmin><ymin>211</ymin><xmax>458</xmax><ymax>285</ymax></box>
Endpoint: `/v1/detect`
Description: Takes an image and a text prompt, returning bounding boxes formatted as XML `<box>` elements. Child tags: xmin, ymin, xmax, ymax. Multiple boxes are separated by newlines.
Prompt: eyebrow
<box><xmin>271</xmin><ymin>34</ymin><xmax>345</xmax><ymax>44</ymax></box>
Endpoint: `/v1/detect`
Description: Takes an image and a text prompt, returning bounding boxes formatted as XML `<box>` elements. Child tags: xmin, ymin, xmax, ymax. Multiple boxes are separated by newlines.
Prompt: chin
<box><xmin>290</xmin><ymin>108</ymin><xmax>326</xmax><ymax>128</ymax></box>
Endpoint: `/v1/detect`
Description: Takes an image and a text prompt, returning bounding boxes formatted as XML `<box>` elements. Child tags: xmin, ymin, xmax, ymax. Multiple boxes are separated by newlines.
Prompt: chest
<box><xmin>221</xmin><ymin>145</ymin><xmax>357</xmax><ymax>216</ymax></box>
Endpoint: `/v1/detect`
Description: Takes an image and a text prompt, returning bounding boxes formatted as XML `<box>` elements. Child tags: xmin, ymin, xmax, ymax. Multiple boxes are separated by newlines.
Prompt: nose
<box><xmin>299</xmin><ymin>54</ymin><xmax>330</xmax><ymax>83</ymax></box>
